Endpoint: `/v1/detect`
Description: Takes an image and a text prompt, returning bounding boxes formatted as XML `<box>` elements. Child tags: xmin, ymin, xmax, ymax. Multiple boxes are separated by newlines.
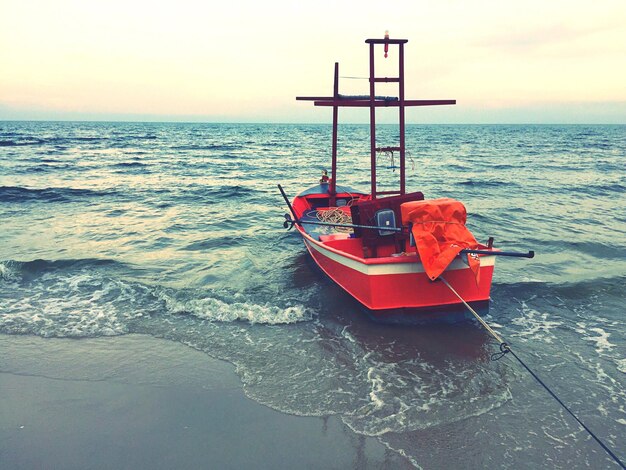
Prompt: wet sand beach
<box><xmin>0</xmin><ymin>334</ymin><xmax>412</xmax><ymax>469</ymax></box>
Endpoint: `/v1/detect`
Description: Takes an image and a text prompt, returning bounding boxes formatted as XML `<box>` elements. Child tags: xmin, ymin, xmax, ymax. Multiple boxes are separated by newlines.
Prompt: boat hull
<box><xmin>300</xmin><ymin>231</ymin><xmax>495</xmax><ymax>313</ymax></box>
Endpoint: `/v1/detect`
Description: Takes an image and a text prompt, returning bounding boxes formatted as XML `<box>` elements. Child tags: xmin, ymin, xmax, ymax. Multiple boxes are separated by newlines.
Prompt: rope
<box><xmin>440</xmin><ymin>276</ymin><xmax>625</xmax><ymax>469</ymax></box>
<box><xmin>375</xmin><ymin>148</ymin><xmax>415</xmax><ymax>172</ymax></box>
<box><xmin>316</xmin><ymin>208</ymin><xmax>353</xmax><ymax>233</ymax></box>
<box><xmin>506</xmin><ymin>347</ymin><xmax>624</xmax><ymax>468</ymax></box>
<box><xmin>440</xmin><ymin>277</ymin><xmax>506</xmax><ymax>345</ymax></box>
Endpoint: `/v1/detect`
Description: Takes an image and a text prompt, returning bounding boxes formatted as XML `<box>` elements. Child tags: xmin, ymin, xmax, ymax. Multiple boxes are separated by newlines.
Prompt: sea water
<box><xmin>1</xmin><ymin>121</ymin><xmax>624</xmax><ymax>467</ymax></box>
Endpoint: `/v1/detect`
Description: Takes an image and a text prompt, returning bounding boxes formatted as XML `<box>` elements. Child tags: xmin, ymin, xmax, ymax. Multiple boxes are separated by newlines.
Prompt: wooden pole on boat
<box><xmin>277</xmin><ymin>184</ymin><xmax>300</xmax><ymax>226</ymax></box>
<box><xmin>399</xmin><ymin>42</ymin><xmax>406</xmax><ymax>195</ymax></box>
<box><xmin>299</xmin><ymin>219</ymin><xmax>402</xmax><ymax>232</ymax></box>
<box><xmin>460</xmin><ymin>249</ymin><xmax>535</xmax><ymax>258</ymax></box>
<box><xmin>368</xmin><ymin>42</ymin><xmax>377</xmax><ymax>200</ymax></box>
<box><xmin>330</xmin><ymin>62</ymin><xmax>339</xmax><ymax>207</ymax></box>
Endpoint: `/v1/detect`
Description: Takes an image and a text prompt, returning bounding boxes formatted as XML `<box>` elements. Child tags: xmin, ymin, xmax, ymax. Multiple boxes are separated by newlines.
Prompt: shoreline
<box><xmin>0</xmin><ymin>334</ymin><xmax>413</xmax><ymax>469</ymax></box>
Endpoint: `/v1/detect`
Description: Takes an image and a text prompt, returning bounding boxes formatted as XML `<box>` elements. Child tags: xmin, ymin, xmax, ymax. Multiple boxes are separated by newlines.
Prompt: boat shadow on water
<box><xmin>302</xmin><ymin>253</ymin><xmax>496</xmax><ymax>364</ymax></box>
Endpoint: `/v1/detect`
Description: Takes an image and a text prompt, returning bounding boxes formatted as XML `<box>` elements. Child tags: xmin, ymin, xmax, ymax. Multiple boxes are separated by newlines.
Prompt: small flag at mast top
<box><xmin>384</xmin><ymin>30</ymin><xmax>389</xmax><ymax>58</ymax></box>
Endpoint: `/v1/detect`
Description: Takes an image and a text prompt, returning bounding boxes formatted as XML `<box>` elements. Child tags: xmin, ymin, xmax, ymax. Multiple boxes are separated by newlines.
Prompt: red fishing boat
<box><xmin>279</xmin><ymin>34</ymin><xmax>533</xmax><ymax>316</ymax></box>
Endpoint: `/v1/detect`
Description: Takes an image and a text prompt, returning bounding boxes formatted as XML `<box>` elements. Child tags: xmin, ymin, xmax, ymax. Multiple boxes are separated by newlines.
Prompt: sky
<box><xmin>1</xmin><ymin>0</ymin><xmax>625</xmax><ymax>124</ymax></box>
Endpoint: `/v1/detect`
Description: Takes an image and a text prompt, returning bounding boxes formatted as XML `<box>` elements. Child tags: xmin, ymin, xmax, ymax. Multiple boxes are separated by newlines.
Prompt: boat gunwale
<box><xmin>295</xmin><ymin>223</ymin><xmax>496</xmax><ymax>267</ymax></box>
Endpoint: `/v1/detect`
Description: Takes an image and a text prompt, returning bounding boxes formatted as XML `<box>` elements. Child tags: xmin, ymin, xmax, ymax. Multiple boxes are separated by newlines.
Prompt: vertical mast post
<box><xmin>330</xmin><ymin>62</ymin><xmax>339</xmax><ymax>206</ymax></box>
<box><xmin>369</xmin><ymin>43</ymin><xmax>377</xmax><ymax>199</ymax></box>
<box><xmin>399</xmin><ymin>42</ymin><xmax>406</xmax><ymax>195</ymax></box>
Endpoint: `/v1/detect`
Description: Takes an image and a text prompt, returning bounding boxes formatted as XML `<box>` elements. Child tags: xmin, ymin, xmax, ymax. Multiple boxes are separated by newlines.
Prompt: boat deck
<box><xmin>299</xmin><ymin>209</ymin><xmax>353</xmax><ymax>241</ymax></box>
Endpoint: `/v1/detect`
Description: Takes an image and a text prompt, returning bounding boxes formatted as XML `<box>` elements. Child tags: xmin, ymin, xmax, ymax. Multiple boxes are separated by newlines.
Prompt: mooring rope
<box><xmin>440</xmin><ymin>276</ymin><xmax>625</xmax><ymax>469</ymax></box>
<box><xmin>440</xmin><ymin>277</ymin><xmax>506</xmax><ymax>345</ymax></box>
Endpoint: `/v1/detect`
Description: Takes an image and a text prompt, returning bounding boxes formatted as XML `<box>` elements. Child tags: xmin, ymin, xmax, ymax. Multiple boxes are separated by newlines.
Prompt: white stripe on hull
<box><xmin>303</xmin><ymin>237</ymin><xmax>496</xmax><ymax>276</ymax></box>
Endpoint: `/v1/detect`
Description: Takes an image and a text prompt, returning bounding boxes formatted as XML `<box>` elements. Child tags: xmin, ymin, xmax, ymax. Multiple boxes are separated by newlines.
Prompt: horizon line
<box><xmin>1</xmin><ymin>119</ymin><xmax>624</xmax><ymax>126</ymax></box>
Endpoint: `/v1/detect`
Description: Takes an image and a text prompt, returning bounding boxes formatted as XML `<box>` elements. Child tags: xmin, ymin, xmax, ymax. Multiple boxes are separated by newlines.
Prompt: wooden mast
<box><xmin>399</xmin><ymin>42</ymin><xmax>406</xmax><ymax>195</ymax></box>
<box><xmin>296</xmin><ymin>35</ymin><xmax>456</xmax><ymax>202</ymax></box>
<box><xmin>365</xmin><ymin>37</ymin><xmax>409</xmax><ymax>199</ymax></box>
<box><xmin>330</xmin><ymin>62</ymin><xmax>339</xmax><ymax>206</ymax></box>
<box><xmin>368</xmin><ymin>41</ymin><xmax>377</xmax><ymax>199</ymax></box>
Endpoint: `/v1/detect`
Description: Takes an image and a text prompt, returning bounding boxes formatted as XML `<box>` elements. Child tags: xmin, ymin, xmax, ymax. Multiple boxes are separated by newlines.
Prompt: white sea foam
<box><xmin>583</xmin><ymin>327</ymin><xmax>616</xmax><ymax>354</ymax></box>
<box><xmin>340</xmin><ymin>326</ymin><xmax>357</xmax><ymax>343</ymax></box>
<box><xmin>0</xmin><ymin>261</ymin><xmax>20</xmax><ymax>282</ymax></box>
<box><xmin>0</xmin><ymin>271</ymin><xmax>148</xmax><ymax>337</ymax></box>
<box><xmin>510</xmin><ymin>302</ymin><xmax>562</xmax><ymax>343</ymax></box>
<box><xmin>335</xmin><ymin>352</ymin><xmax>513</xmax><ymax>438</ymax></box>
<box><xmin>0</xmin><ymin>262</ymin><xmax>314</xmax><ymax>338</ymax></box>
<box><xmin>378</xmin><ymin>441</ymin><xmax>424</xmax><ymax>470</ymax></box>
<box><xmin>157</xmin><ymin>289</ymin><xmax>312</xmax><ymax>325</ymax></box>
<box><xmin>342</xmin><ymin>383</ymin><xmax>511</xmax><ymax>437</ymax></box>
<box><xmin>0</xmin><ymin>293</ymin><xmax>128</xmax><ymax>337</ymax></box>
<box><xmin>367</xmin><ymin>367</ymin><xmax>386</xmax><ymax>411</ymax></box>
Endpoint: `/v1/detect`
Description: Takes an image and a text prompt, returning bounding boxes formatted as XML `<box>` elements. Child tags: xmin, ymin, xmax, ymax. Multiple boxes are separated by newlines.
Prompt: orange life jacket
<box><xmin>400</xmin><ymin>198</ymin><xmax>480</xmax><ymax>282</ymax></box>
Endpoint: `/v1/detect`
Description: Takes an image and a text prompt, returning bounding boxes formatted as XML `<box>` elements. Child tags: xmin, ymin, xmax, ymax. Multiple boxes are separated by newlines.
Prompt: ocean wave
<box><xmin>0</xmin><ymin>259</ymin><xmax>128</xmax><ymax>287</ymax></box>
<box><xmin>493</xmin><ymin>275</ymin><xmax>626</xmax><ymax>300</ymax></box>
<box><xmin>112</xmin><ymin>161</ymin><xmax>149</xmax><ymax>168</ymax></box>
<box><xmin>509</xmin><ymin>302</ymin><xmax>563</xmax><ymax>344</ymax></box>
<box><xmin>457</xmin><ymin>180</ymin><xmax>517</xmax><ymax>188</ymax></box>
<box><xmin>156</xmin><ymin>288</ymin><xmax>312</xmax><ymax>325</ymax></box>
<box><xmin>166</xmin><ymin>184</ymin><xmax>260</xmax><ymax>201</ymax></box>
<box><xmin>0</xmin><ymin>261</ymin><xmax>21</xmax><ymax>282</ymax></box>
<box><xmin>491</xmin><ymin>276</ymin><xmax>625</xmax><ymax>366</ymax></box>
<box><xmin>133</xmin><ymin>134</ymin><xmax>157</xmax><ymax>140</ymax></box>
<box><xmin>68</xmin><ymin>136</ymin><xmax>108</xmax><ymax>143</ymax></box>
<box><xmin>577</xmin><ymin>325</ymin><xmax>615</xmax><ymax>354</ymax></box>
<box><xmin>181</xmin><ymin>235</ymin><xmax>245</xmax><ymax>251</ymax></box>
<box><xmin>490</xmin><ymin>163</ymin><xmax>518</xmax><ymax>170</ymax></box>
<box><xmin>0</xmin><ymin>269</ymin><xmax>148</xmax><ymax>337</ymax></box>
<box><xmin>159</xmin><ymin>183</ymin><xmax>260</xmax><ymax>195</ymax></box>
<box><xmin>0</xmin><ymin>186</ymin><xmax>116</xmax><ymax>203</ymax></box>
<box><xmin>579</xmin><ymin>182</ymin><xmax>626</xmax><ymax>196</ymax></box>
<box><xmin>337</xmin><ymin>354</ymin><xmax>513</xmax><ymax>436</ymax></box>
<box><xmin>171</xmin><ymin>143</ymin><xmax>241</xmax><ymax>151</ymax></box>
<box><xmin>0</xmin><ymin>136</ymin><xmax>108</xmax><ymax>147</ymax></box>
<box><xmin>12</xmin><ymin>163</ymin><xmax>74</xmax><ymax>174</ymax></box>
<box><xmin>0</xmin><ymin>138</ymin><xmax>44</xmax><ymax>147</ymax></box>
<box><xmin>0</xmin><ymin>257</ymin><xmax>313</xmax><ymax>340</ymax></box>
<box><xmin>542</xmin><ymin>240</ymin><xmax>626</xmax><ymax>261</ymax></box>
